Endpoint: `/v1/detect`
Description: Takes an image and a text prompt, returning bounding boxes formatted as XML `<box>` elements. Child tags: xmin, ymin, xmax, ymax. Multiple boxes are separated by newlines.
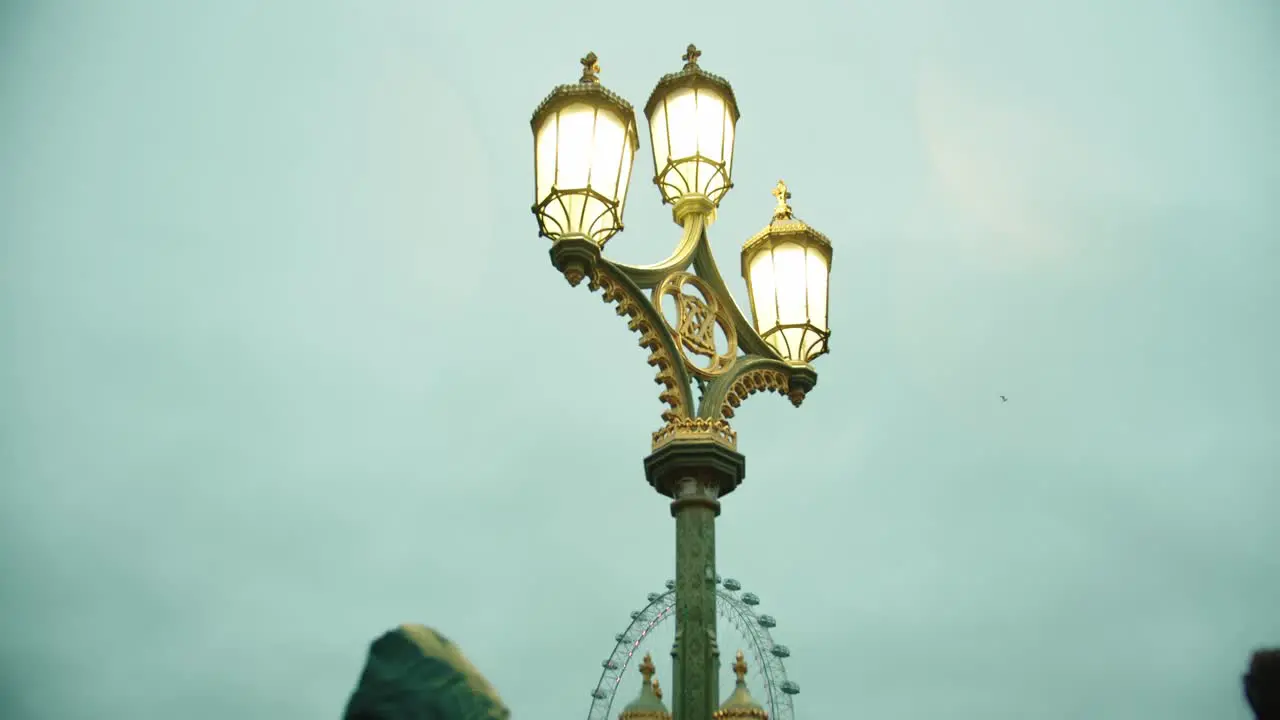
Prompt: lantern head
<box><xmin>644</xmin><ymin>45</ymin><xmax>740</xmax><ymax>213</ymax></box>
<box><xmin>531</xmin><ymin>52</ymin><xmax>640</xmax><ymax>246</ymax></box>
<box><xmin>741</xmin><ymin>181</ymin><xmax>832</xmax><ymax>363</ymax></box>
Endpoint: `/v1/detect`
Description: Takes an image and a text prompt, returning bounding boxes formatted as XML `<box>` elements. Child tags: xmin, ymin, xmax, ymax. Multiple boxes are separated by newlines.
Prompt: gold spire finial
<box><xmin>652</xmin><ymin>677</ymin><xmax>663</xmax><ymax>700</ymax></box>
<box><xmin>771</xmin><ymin>180</ymin><xmax>793</xmax><ymax>220</ymax></box>
<box><xmin>639</xmin><ymin>653</ymin><xmax>656</xmax><ymax>683</ymax></box>
<box><xmin>682</xmin><ymin>44</ymin><xmax>702</xmax><ymax>70</ymax></box>
<box><xmin>580</xmin><ymin>52</ymin><xmax>601</xmax><ymax>84</ymax></box>
<box><xmin>733</xmin><ymin>650</ymin><xmax>749</xmax><ymax>681</ymax></box>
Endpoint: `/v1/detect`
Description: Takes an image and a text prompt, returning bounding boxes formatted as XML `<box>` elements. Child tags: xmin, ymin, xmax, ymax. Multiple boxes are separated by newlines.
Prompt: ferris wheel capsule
<box><xmin>781</xmin><ymin>681</ymin><xmax>800</xmax><ymax>695</ymax></box>
<box><xmin>771</xmin><ymin>645</ymin><xmax>791</xmax><ymax>658</ymax></box>
<box><xmin>647</xmin><ymin>592</ymin><xmax>661</xmax><ymax>602</ymax></box>
<box><xmin>592</xmin><ymin>689</ymin><xmax>607</xmax><ymax>699</ymax></box>
<box><xmin>723</xmin><ymin>578</ymin><xmax>742</xmax><ymax>591</ymax></box>
<box><xmin>741</xmin><ymin>592</ymin><xmax>760</xmax><ymax>605</ymax></box>
<box><xmin>758</xmin><ymin>614</ymin><xmax>777</xmax><ymax>628</ymax></box>
<box><xmin>665</xmin><ymin>579</ymin><xmax>675</xmax><ymax>590</ymax></box>
<box><xmin>615</xmin><ymin>633</ymin><xmax>626</xmax><ymax>643</ymax></box>
<box><xmin>630</xmin><ymin>610</ymin><xmax>642</xmax><ymax>619</ymax></box>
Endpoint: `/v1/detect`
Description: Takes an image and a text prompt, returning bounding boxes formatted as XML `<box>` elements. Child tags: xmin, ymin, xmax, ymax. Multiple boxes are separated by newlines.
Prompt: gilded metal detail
<box><xmin>682</xmin><ymin>44</ymin><xmax>702</xmax><ymax>70</ymax></box>
<box><xmin>720</xmin><ymin>368</ymin><xmax>791</xmax><ymax>418</ymax></box>
<box><xmin>654</xmin><ymin>272</ymin><xmax>738</xmax><ymax>379</ymax></box>
<box><xmin>651</xmin><ymin>417</ymin><xmax>738</xmax><ymax>451</ymax></box>
<box><xmin>580</xmin><ymin>52</ymin><xmax>601</xmax><ymax>84</ymax></box>
<box><xmin>583</xmin><ymin>266</ymin><xmax>687</xmax><ymax>423</ymax></box>
<box><xmin>771</xmin><ymin>180</ymin><xmax>792</xmax><ymax>221</ymax></box>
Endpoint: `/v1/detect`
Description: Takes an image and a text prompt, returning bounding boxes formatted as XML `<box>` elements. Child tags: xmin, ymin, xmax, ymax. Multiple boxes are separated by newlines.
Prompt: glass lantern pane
<box><xmin>617</xmin><ymin>141</ymin><xmax>634</xmax><ymax>219</ymax></box>
<box><xmin>648</xmin><ymin>101</ymin><xmax>670</xmax><ymax>182</ymax></box>
<box><xmin>584</xmin><ymin>194</ymin><xmax>610</xmax><ymax>238</ymax></box>
<box><xmin>694</xmin><ymin>90</ymin><xmax>726</xmax><ymax>164</ymax></box>
<box><xmin>771</xmin><ymin>242</ymin><xmax>809</xmax><ymax>326</ymax></box>
<box><xmin>588</xmin><ymin>110</ymin><xmax>626</xmax><ymax>199</ymax></box>
<box><xmin>701</xmin><ymin>158</ymin><xmax>726</xmax><ymax>199</ymax></box>
<box><xmin>535</xmin><ymin>117</ymin><xmax>558</xmax><ymax>205</ymax></box>
<box><xmin>665</xmin><ymin>89</ymin><xmax>698</xmax><ymax>161</ymax></box>
<box><xmin>723</xmin><ymin>110</ymin><xmax>736</xmax><ymax>178</ymax></box>
<box><xmin>748</xmin><ymin>250</ymin><xmax>779</xmax><ymax>335</ymax></box>
<box><xmin>803</xmin><ymin>245</ymin><xmax>834</xmax><ymax>358</ymax></box>
<box><xmin>554</xmin><ymin>103</ymin><xmax>596</xmax><ymax>190</ymax></box>
<box><xmin>667</xmin><ymin>159</ymin><xmax>695</xmax><ymax>198</ymax></box>
<box><xmin>805</xmin><ymin>247</ymin><xmax>830</xmax><ymax>334</ymax></box>
<box><xmin>560</xmin><ymin>193</ymin><xmax>585</xmax><ymax>235</ymax></box>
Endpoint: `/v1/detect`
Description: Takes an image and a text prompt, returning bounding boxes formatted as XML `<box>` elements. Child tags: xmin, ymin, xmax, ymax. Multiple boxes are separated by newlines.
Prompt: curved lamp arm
<box><xmin>609</xmin><ymin>211</ymin><xmax>704</xmax><ymax>290</ymax></box>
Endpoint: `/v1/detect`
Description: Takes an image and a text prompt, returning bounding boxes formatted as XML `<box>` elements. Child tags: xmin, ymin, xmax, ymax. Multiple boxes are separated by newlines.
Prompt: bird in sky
<box><xmin>1000</xmin><ymin>395</ymin><xmax>1008</xmax><ymax>402</ymax></box>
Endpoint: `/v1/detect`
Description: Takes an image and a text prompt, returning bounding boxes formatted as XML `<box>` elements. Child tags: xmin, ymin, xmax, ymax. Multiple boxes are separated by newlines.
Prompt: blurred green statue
<box><xmin>344</xmin><ymin>625</ymin><xmax>510</xmax><ymax>720</ymax></box>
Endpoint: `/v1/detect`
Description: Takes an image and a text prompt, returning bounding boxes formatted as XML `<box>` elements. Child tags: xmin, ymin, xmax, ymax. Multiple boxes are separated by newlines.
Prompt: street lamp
<box><xmin>530</xmin><ymin>47</ymin><xmax>834</xmax><ymax>720</ymax></box>
<box><xmin>645</xmin><ymin>44</ymin><xmax>739</xmax><ymax>211</ymax></box>
<box><xmin>741</xmin><ymin>181</ymin><xmax>832</xmax><ymax>365</ymax></box>
<box><xmin>531</xmin><ymin>52</ymin><xmax>640</xmax><ymax>246</ymax></box>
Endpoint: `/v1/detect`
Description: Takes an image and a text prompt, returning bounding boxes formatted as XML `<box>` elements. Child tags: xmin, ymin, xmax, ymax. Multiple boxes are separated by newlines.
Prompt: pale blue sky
<box><xmin>1</xmin><ymin>1</ymin><xmax>1277</xmax><ymax>718</ymax></box>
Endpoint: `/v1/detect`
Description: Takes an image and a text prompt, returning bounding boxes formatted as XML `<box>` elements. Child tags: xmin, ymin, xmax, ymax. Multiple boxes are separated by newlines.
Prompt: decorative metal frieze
<box><xmin>651</xmin><ymin>417</ymin><xmax>738</xmax><ymax>452</ymax></box>
<box><xmin>720</xmin><ymin>369</ymin><xmax>790</xmax><ymax>419</ymax></box>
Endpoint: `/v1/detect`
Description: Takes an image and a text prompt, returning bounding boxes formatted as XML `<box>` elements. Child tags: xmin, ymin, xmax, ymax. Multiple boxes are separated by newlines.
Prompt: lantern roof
<box><xmin>531</xmin><ymin>52</ymin><xmax>638</xmax><ymax>138</ymax></box>
<box><xmin>741</xmin><ymin>180</ymin><xmax>833</xmax><ymax>266</ymax></box>
<box><xmin>644</xmin><ymin>44</ymin><xmax>740</xmax><ymax>123</ymax></box>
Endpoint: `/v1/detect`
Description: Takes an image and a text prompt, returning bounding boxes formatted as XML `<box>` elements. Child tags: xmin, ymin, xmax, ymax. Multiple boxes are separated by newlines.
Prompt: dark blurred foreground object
<box><xmin>1246</xmin><ymin>648</ymin><xmax>1280</xmax><ymax>720</ymax></box>
<box><xmin>344</xmin><ymin>624</ymin><xmax>510</xmax><ymax>720</ymax></box>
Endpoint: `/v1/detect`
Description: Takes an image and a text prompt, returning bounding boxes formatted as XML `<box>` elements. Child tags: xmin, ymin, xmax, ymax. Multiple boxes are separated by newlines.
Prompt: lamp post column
<box><xmin>645</xmin><ymin>435</ymin><xmax>746</xmax><ymax>720</ymax></box>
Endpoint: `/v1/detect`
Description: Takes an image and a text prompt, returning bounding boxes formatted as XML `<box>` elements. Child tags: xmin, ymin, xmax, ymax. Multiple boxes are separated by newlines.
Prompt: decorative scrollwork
<box><xmin>721</xmin><ymin>368</ymin><xmax>790</xmax><ymax>419</ymax></box>
<box><xmin>585</xmin><ymin>266</ymin><xmax>689</xmax><ymax>423</ymax></box>
<box><xmin>653</xmin><ymin>272</ymin><xmax>738</xmax><ymax>379</ymax></box>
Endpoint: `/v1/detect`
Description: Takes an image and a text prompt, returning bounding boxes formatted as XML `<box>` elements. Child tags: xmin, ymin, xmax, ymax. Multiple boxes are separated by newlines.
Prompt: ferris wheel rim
<box><xmin>586</xmin><ymin>579</ymin><xmax>796</xmax><ymax>720</ymax></box>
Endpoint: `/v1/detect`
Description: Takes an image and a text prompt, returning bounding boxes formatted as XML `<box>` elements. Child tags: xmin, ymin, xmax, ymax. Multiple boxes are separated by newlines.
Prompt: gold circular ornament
<box><xmin>653</xmin><ymin>272</ymin><xmax>738</xmax><ymax>378</ymax></box>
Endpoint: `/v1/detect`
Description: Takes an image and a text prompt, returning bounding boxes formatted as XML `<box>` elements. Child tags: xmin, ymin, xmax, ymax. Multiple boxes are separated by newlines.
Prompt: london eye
<box><xmin>588</xmin><ymin>575</ymin><xmax>799</xmax><ymax>720</ymax></box>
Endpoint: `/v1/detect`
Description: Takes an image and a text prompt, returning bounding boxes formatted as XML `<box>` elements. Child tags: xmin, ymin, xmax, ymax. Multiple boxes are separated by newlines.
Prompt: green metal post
<box><xmin>645</xmin><ymin>439</ymin><xmax>745</xmax><ymax>720</ymax></box>
<box><xmin>672</xmin><ymin>476</ymin><xmax>721</xmax><ymax>720</ymax></box>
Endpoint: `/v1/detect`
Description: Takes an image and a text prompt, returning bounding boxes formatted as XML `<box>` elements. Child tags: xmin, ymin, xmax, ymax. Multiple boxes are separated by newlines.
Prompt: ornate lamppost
<box><xmin>530</xmin><ymin>46</ymin><xmax>834</xmax><ymax>720</ymax></box>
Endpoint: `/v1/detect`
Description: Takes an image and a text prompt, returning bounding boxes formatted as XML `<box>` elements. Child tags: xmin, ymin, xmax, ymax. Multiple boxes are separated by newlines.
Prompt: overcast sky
<box><xmin>2</xmin><ymin>1</ymin><xmax>1278</xmax><ymax>718</ymax></box>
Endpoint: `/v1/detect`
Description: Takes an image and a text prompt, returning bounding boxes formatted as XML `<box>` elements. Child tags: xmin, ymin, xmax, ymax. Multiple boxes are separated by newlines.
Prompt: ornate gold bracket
<box><xmin>652</xmin><ymin>271</ymin><xmax>738</xmax><ymax>379</ymax></box>
<box><xmin>550</xmin><ymin>204</ymin><xmax>819</xmax><ymax>433</ymax></box>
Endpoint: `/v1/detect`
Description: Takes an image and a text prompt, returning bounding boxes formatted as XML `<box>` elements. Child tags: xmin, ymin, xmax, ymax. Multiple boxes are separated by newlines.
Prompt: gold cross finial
<box><xmin>580</xmin><ymin>52</ymin><xmax>600</xmax><ymax>84</ymax></box>
<box><xmin>733</xmin><ymin>650</ymin><xmax>749</xmax><ymax>681</ymax></box>
<box><xmin>639</xmin><ymin>653</ymin><xmax>656</xmax><ymax>683</ymax></box>
<box><xmin>771</xmin><ymin>180</ymin><xmax>793</xmax><ymax>220</ymax></box>
<box><xmin>682</xmin><ymin>44</ymin><xmax>702</xmax><ymax>69</ymax></box>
